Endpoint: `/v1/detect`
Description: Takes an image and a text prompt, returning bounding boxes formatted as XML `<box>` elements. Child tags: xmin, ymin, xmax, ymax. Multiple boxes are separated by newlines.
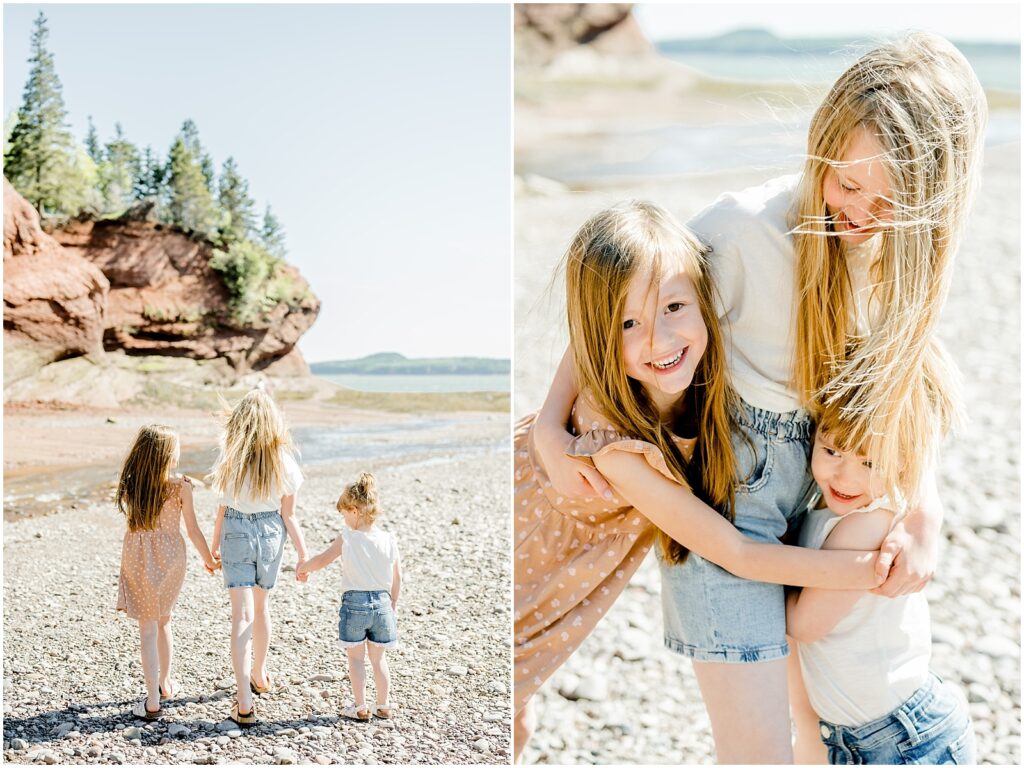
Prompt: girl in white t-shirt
<box><xmin>786</xmin><ymin>383</ymin><xmax>974</xmax><ymax>765</ymax></box>
<box><xmin>299</xmin><ymin>472</ymin><xmax>402</xmax><ymax>721</ymax></box>
<box><xmin>209</xmin><ymin>387</ymin><xmax>309</xmax><ymax>727</ymax></box>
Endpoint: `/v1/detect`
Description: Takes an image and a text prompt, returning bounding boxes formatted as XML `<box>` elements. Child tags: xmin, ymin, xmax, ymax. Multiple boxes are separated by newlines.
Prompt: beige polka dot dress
<box><xmin>514</xmin><ymin>411</ymin><xmax>696</xmax><ymax>713</ymax></box>
<box><xmin>116</xmin><ymin>479</ymin><xmax>188</xmax><ymax>620</ymax></box>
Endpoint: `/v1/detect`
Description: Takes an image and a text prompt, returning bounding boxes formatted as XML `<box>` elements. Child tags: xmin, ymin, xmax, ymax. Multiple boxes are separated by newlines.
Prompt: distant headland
<box><xmin>311</xmin><ymin>353</ymin><xmax>510</xmax><ymax>376</ymax></box>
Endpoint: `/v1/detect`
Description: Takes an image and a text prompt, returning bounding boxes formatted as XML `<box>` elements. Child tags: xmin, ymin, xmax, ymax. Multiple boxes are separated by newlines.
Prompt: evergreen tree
<box><xmin>260</xmin><ymin>205</ymin><xmax>287</xmax><ymax>259</ymax></box>
<box><xmin>98</xmin><ymin>123</ymin><xmax>140</xmax><ymax>213</ymax></box>
<box><xmin>217</xmin><ymin>157</ymin><xmax>257</xmax><ymax>244</ymax></box>
<box><xmin>133</xmin><ymin>145</ymin><xmax>166</xmax><ymax>203</ymax></box>
<box><xmin>85</xmin><ymin>116</ymin><xmax>101</xmax><ymax>163</ymax></box>
<box><xmin>3</xmin><ymin>12</ymin><xmax>90</xmax><ymax>216</ymax></box>
<box><xmin>166</xmin><ymin>126</ymin><xmax>217</xmax><ymax>237</ymax></box>
<box><xmin>200</xmin><ymin>153</ymin><xmax>216</xmax><ymax>194</ymax></box>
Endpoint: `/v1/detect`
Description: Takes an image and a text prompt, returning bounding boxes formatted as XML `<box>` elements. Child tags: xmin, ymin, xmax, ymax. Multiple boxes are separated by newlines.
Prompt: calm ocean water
<box><xmin>316</xmin><ymin>373</ymin><xmax>510</xmax><ymax>393</ymax></box>
<box><xmin>519</xmin><ymin>45</ymin><xmax>1020</xmax><ymax>184</ymax></box>
<box><xmin>659</xmin><ymin>47</ymin><xmax>1020</xmax><ymax>92</ymax></box>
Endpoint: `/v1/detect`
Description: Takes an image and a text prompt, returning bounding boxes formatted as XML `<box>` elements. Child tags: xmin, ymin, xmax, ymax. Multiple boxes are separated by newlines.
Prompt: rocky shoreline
<box><xmin>2</xmin><ymin>420</ymin><xmax>512</xmax><ymax>765</ymax></box>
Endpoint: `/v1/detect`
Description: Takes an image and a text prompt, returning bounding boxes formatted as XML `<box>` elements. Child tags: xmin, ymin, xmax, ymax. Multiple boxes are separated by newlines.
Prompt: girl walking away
<box><xmin>209</xmin><ymin>388</ymin><xmax>308</xmax><ymax>727</ymax></box>
<box><xmin>786</xmin><ymin>376</ymin><xmax>974</xmax><ymax>765</ymax></box>
<box><xmin>298</xmin><ymin>473</ymin><xmax>402</xmax><ymax>721</ymax></box>
<box><xmin>532</xmin><ymin>33</ymin><xmax>986</xmax><ymax>762</ymax></box>
<box><xmin>513</xmin><ymin>202</ymin><xmax>887</xmax><ymax>760</ymax></box>
<box><xmin>116</xmin><ymin>425</ymin><xmax>219</xmax><ymax>720</ymax></box>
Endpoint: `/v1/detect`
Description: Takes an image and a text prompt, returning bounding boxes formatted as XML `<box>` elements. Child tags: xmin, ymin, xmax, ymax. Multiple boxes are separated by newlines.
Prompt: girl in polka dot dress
<box><xmin>513</xmin><ymin>202</ymin><xmax>888</xmax><ymax>758</ymax></box>
<box><xmin>116</xmin><ymin>425</ymin><xmax>220</xmax><ymax>720</ymax></box>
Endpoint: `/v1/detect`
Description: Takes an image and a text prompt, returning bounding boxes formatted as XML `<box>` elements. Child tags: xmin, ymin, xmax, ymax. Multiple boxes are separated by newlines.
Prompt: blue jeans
<box><xmin>338</xmin><ymin>590</ymin><xmax>397</xmax><ymax>648</ymax></box>
<box><xmin>220</xmin><ymin>508</ymin><xmax>286</xmax><ymax>590</ymax></box>
<box><xmin>820</xmin><ymin>673</ymin><xmax>976</xmax><ymax>765</ymax></box>
<box><xmin>659</xmin><ymin>398</ymin><xmax>815</xmax><ymax>661</ymax></box>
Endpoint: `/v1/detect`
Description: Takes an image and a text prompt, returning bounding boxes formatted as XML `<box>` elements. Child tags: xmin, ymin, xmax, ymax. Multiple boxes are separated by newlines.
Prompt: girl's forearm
<box><xmin>211</xmin><ymin>505</ymin><xmax>225</xmax><ymax>553</ymax></box>
<box><xmin>283</xmin><ymin>517</ymin><xmax>308</xmax><ymax>561</ymax></box>
<box><xmin>186</xmin><ymin>526</ymin><xmax>215</xmax><ymax>563</ymax></box>
<box><xmin>600</xmin><ymin>452</ymin><xmax>881</xmax><ymax>590</ymax></box>
<box><xmin>736</xmin><ymin>540</ymin><xmax>880</xmax><ymax>590</ymax></box>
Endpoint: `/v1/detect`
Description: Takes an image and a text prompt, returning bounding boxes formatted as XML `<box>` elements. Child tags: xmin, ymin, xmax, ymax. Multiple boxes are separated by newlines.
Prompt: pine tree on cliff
<box><xmin>133</xmin><ymin>146</ymin><xmax>166</xmax><ymax>204</ymax></box>
<box><xmin>217</xmin><ymin>157</ymin><xmax>257</xmax><ymax>244</ymax></box>
<box><xmin>85</xmin><ymin>116</ymin><xmax>102</xmax><ymax>164</ymax></box>
<box><xmin>4</xmin><ymin>12</ymin><xmax>90</xmax><ymax>217</ymax></box>
<box><xmin>260</xmin><ymin>205</ymin><xmax>287</xmax><ymax>259</ymax></box>
<box><xmin>166</xmin><ymin>125</ymin><xmax>217</xmax><ymax>237</ymax></box>
<box><xmin>98</xmin><ymin>123</ymin><xmax>141</xmax><ymax>214</ymax></box>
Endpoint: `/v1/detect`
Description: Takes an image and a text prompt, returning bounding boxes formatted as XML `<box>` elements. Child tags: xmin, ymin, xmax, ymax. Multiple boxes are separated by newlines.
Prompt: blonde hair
<box><xmin>564</xmin><ymin>200</ymin><xmax>739</xmax><ymax>565</ymax></box>
<box><xmin>815</xmin><ymin>340</ymin><xmax>958</xmax><ymax>497</ymax></box>
<box><xmin>209</xmin><ymin>389</ymin><xmax>296</xmax><ymax>501</ymax></box>
<box><xmin>337</xmin><ymin>472</ymin><xmax>380</xmax><ymax>524</ymax></box>
<box><xmin>117</xmin><ymin>425</ymin><xmax>179</xmax><ymax>532</ymax></box>
<box><xmin>791</xmin><ymin>32</ymin><xmax>984</xmax><ymax>501</ymax></box>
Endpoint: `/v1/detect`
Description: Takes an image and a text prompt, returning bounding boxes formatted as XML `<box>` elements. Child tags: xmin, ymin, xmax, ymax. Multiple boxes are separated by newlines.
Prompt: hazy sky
<box><xmin>4</xmin><ymin>4</ymin><xmax>511</xmax><ymax>363</ymax></box>
<box><xmin>636</xmin><ymin>2</ymin><xmax>1021</xmax><ymax>43</ymax></box>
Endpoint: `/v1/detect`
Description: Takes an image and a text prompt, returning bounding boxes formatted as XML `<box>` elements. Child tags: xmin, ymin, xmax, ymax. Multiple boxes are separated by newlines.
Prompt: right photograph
<box><xmin>513</xmin><ymin>4</ymin><xmax>1020</xmax><ymax>765</ymax></box>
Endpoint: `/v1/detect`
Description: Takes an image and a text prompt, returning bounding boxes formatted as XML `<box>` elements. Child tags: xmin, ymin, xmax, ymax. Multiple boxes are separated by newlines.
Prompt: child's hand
<box><xmin>295</xmin><ymin>559</ymin><xmax>310</xmax><ymax>582</ymax></box>
<box><xmin>203</xmin><ymin>556</ymin><xmax>220</xmax><ymax>575</ymax></box>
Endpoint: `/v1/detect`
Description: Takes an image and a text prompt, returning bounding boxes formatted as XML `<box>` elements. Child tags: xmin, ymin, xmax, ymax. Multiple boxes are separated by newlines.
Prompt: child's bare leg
<box><xmin>228</xmin><ymin>587</ymin><xmax>255</xmax><ymax>713</ymax></box>
<box><xmin>251</xmin><ymin>587</ymin><xmax>272</xmax><ymax>687</ymax></box>
<box><xmin>346</xmin><ymin>643</ymin><xmax>367</xmax><ymax>708</ymax></box>
<box><xmin>513</xmin><ymin>699</ymin><xmax>536</xmax><ymax>762</ymax></box>
<box><xmin>137</xmin><ymin>619</ymin><xmax>161</xmax><ymax>712</ymax></box>
<box><xmin>367</xmin><ymin>643</ymin><xmax>391</xmax><ymax>705</ymax></box>
<box><xmin>692</xmin><ymin>658</ymin><xmax>794</xmax><ymax>763</ymax></box>
<box><xmin>787</xmin><ymin>647</ymin><xmax>828</xmax><ymax>764</ymax></box>
<box><xmin>157</xmin><ymin>614</ymin><xmax>173</xmax><ymax>692</ymax></box>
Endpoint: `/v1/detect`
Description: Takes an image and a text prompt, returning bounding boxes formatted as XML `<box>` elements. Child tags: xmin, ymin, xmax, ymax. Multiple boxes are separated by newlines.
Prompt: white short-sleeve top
<box><xmin>340</xmin><ymin>526</ymin><xmax>399</xmax><ymax>594</ymax></box>
<box><xmin>218</xmin><ymin>449</ymin><xmax>304</xmax><ymax>514</ymax></box>
<box><xmin>689</xmin><ymin>174</ymin><xmax>880</xmax><ymax>414</ymax></box>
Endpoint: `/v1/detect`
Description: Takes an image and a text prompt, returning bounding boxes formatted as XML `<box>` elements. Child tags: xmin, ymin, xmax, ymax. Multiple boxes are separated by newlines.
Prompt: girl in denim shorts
<box><xmin>299</xmin><ymin>472</ymin><xmax>402</xmax><ymax>721</ymax></box>
<box><xmin>209</xmin><ymin>388</ymin><xmax>309</xmax><ymax>727</ymax></box>
<box><xmin>785</xmin><ymin>391</ymin><xmax>974</xmax><ymax>765</ymax></box>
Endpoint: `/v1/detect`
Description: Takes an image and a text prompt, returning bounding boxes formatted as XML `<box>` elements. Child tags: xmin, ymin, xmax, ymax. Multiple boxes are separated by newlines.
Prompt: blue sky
<box><xmin>4</xmin><ymin>4</ymin><xmax>511</xmax><ymax>363</ymax></box>
<box><xmin>636</xmin><ymin>2</ymin><xmax>1020</xmax><ymax>43</ymax></box>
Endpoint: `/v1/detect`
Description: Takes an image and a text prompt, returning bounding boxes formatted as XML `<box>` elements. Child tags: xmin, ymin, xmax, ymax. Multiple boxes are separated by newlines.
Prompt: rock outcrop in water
<box><xmin>3</xmin><ymin>178</ymin><xmax>320</xmax><ymax>390</ymax></box>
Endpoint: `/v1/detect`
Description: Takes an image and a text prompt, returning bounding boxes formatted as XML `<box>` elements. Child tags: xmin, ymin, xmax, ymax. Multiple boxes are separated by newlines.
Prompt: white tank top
<box><xmin>796</xmin><ymin>495</ymin><xmax>931</xmax><ymax>726</ymax></box>
<box><xmin>340</xmin><ymin>526</ymin><xmax>399</xmax><ymax>594</ymax></box>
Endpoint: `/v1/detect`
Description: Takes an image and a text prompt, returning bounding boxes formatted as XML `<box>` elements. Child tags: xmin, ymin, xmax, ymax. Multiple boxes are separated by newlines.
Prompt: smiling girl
<box><xmin>532</xmin><ymin>33</ymin><xmax>986</xmax><ymax>762</ymax></box>
<box><xmin>513</xmin><ymin>201</ymin><xmax>887</xmax><ymax>760</ymax></box>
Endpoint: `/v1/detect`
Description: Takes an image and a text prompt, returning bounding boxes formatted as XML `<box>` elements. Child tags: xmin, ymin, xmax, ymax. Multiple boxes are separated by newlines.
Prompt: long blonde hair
<box><xmin>210</xmin><ymin>388</ymin><xmax>296</xmax><ymax>501</ymax></box>
<box><xmin>337</xmin><ymin>472</ymin><xmax>381</xmax><ymax>525</ymax></box>
<box><xmin>117</xmin><ymin>425</ymin><xmax>179</xmax><ymax>532</ymax></box>
<box><xmin>792</xmin><ymin>32</ymin><xmax>985</xmax><ymax>501</ymax></box>
<box><xmin>564</xmin><ymin>200</ymin><xmax>739</xmax><ymax>565</ymax></box>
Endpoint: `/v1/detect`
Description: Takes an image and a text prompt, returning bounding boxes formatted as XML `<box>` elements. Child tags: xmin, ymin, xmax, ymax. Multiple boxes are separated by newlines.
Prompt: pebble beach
<box><xmin>2</xmin><ymin>411</ymin><xmax>512</xmax><ymax>765</ymax></box>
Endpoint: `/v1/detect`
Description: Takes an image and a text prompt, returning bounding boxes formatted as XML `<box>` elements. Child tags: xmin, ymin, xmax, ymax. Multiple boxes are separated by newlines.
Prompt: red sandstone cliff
<box><xmin>3</xmin><ymin>179</ymin><xmax>320</xmax><ymax>386</ymax></box>
<box><xmin>514</xmin><ymin>3</ymin><xmax>653</xmax><ymax>68</ymax></box>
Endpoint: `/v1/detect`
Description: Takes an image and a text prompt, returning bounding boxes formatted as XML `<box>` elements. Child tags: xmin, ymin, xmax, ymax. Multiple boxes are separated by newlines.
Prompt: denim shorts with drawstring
<box><xmin>659</xmin><ymin>398</ymin><xmax>816</xmax><ymax>662</ymax></box>
<box><xmin>220</xmin><ymin>508</ymin><xmax>286</xmax><ymax>590</ymax></box>
<box><xmin>819</xmin><ymin>673</ymin><xmax>976</xmax><ymax>765</ymax></box>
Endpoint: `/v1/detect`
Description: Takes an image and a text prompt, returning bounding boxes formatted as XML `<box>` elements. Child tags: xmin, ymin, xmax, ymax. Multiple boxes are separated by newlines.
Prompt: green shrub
<box><xmin>210</xmin><ymin>239</ymin><xmax>307</xmax><ymax>324</ymax></box>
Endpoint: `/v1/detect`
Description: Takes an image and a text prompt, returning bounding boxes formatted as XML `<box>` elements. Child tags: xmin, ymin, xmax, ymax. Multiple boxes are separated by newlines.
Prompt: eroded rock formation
<box><xmin>4</xmin><ymin>179</ymin><xmax>320</xmax><ymax>386</ymax></box>
<box><xmin>3</xmin><ymin>179</ymin><xmax>109</xmax><ymax>384</ymax></box>
<box><xmin>514</xmin><ymin>3</ymin><xmax>653</xmax><ymax>68</ymax></box>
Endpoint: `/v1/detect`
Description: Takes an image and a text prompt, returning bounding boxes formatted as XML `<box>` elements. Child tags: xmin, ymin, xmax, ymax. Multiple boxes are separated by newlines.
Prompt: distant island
<box><xmin>658</xmin><ymin>27</ymin><xmax>1019</xmax><ymax>58</ymax></box>
<box><xmin>311</xmin><ymin>352</ymin><xmax>510</xmax><ymax>376</ymax></box>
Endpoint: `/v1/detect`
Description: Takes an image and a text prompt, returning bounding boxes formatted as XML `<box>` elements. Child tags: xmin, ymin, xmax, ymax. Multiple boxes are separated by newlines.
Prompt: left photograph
<box><xmin>3</xmin><ymin>4</ymin><xmax>511</xmax><ymax>765</ymax></box>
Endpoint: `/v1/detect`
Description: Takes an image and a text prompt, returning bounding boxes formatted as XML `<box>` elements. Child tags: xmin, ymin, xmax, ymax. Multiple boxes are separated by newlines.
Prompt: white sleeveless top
<box><xmin>218</xmin><ymin>450</ymin><xmax>304</xmax><ymax>514</ymax></box>
<box><xmin>340</xmin><ymin>526</ymin><xmax>399</xmax><ymax>594</ymax></box>
<box><xmin>796</xmin><ymin>494</ymin><xmax>931</xmax><ymax>725</ymax></box>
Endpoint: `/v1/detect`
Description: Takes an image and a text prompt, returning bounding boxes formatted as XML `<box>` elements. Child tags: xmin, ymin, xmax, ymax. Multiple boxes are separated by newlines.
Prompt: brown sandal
<box><xmin>231</xmin><ymin>701</ymin><xmax>258</xmax><ymax>728</ymax></box>
<box><xmin>250</xmin><ymin>672</ymin><xmax>273</xmax><ymax>696</ymax></box>
<box><xmin>132</xmin><ymin>700</ymin><xmax>163</xmax><ymax>720</ymax></box>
